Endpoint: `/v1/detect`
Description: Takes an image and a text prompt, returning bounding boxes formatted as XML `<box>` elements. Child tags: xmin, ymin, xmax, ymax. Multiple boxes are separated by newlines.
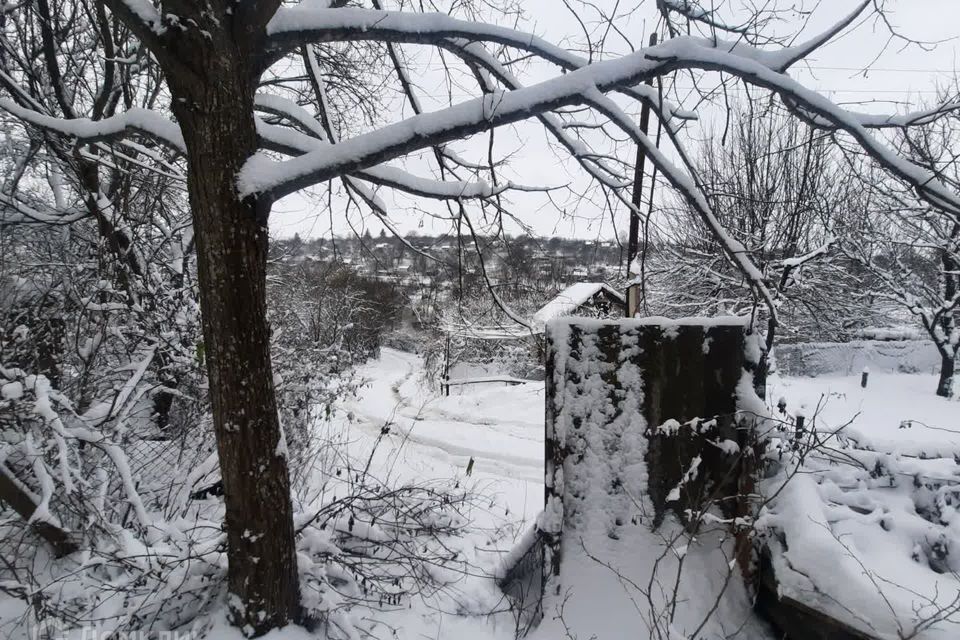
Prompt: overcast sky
<box><xmin>269</xmin><ymin>0</ymin><xmax>960</xmax><ymax>242</ymax></box>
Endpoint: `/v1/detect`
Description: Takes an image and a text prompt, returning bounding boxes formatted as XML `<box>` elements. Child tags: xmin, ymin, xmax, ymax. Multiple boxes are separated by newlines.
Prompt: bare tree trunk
<box><xmin>937</xmin><ymin>351</ymin><xmax>956</xmax><ymax>398</ymax></box>
<box><xmin>936</xmin><ymin>230</ymin><xmax>958</xmax><ymax>399</ymax></box>
<box><xmin>170</xmin><ymin>58</ymin><xmax>299</xmax><ymax>635</ymax></box>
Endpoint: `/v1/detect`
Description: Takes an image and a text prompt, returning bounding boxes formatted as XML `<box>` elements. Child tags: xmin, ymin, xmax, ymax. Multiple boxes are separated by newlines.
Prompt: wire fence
<box><xmin>0</xmin><ymin>426</ymin><xmax>218</xmax><ymax>584</ymax></box>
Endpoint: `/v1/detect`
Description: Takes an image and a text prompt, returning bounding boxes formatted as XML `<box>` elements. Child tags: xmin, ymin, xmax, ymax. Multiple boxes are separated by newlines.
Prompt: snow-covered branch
<box><xmin>579</xmin><ymin>89</ymin><xmax>777</xmax><ymax>313</ymax></box>
<box><xmin>255</xmin><ymin>15</ymin><xmax>960</xmax><ymax>216</ymax></box>
<box><xmin>778</xmin><ymin>237</ymin><xmax>837</xmax><ymax>270</ymax></box>
<box><xmin>0</xmin><ymin>194</ymin><xmax>87</xmax><ymax>225</ymax></box>
<box><xmin>0</xmin><ymin>99</ymin><xmax>186</xmax><ymax>154</ymax></box>
<box><xmin>264</xmin><ymin>5</ymin><xmax>848</xmax><ymax>76</ymax></box>
<box><xmin>108</xmin><ymin>0</ymin><xmax>165</xmax><ymax>36</ymax></box>
<box><xmin>255</xmin><ymin>118</ymin><xmax>510</xmax><ymax>201</ymax></box>
<box><xmin>268</xmin><ymin>7</ymin><xmax>694</xmax><ymax>124</ymax></box>
<box><xmin>254</xmin><ymin>93</ymin><xmax>329</xmax><ymax>141</ymax></box>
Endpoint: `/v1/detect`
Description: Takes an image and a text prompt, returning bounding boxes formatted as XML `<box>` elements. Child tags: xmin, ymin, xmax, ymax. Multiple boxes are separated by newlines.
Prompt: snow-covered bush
<box><xmin>758</xmin><ymin>403</ymin><xmax>960</xmax><ymax>638</ymax></box>
<box><xmin>1</xmin><ymin>360</ymin><xmax>493</xmax><ymax>639</ymax></box>
<box><xmin>0</xmin><ymin>190</ymin><xmax>416</xmax><ymax>640</ymax></box>
<box><xmin>0</xmin><ymin>360</ymin><xmax>220</xmax><ymax>630</ymax></box>
<box><xmin>267</xmin><ymin>259</ymin><xmax>406</xmax><ymax>464</ymax></box>
<box><xmin>291</xmin><ymin>437</ymin><xmax>488</xmax><ymax>637</ymax></box>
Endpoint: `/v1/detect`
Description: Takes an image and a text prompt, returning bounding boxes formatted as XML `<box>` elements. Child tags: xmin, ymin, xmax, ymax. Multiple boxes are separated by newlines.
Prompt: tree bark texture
<box><xmin>937</xmin><ymin>352</ymin><xmax>956</xmax><ymax>398</ymax></box>
<box><xmin>935</xmin><ymin>233</ymin><xmax>958</xmax><ymax>398</ymax></box>
<box><xmin>168</xmin><ymin>47</ymin><xmax>299</xmax><ymax>636</ymax></box>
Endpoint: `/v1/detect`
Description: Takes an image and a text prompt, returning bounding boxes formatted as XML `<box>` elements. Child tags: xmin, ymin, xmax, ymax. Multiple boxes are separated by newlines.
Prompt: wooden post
<box><xmin>442</xmin><ymin>335</ymin><xmax>451</xmax><ymax>397</ymax></box>
<box><xmin>626</xmin><ymin>282</ymin><xmax>642</xmax><ymax>319</ymax></box>
<box><xmin>626</xmin><ymin>32</ymin><xmax>658</xmax><ymax>277</ymax></box>
<box><xmin>860</xmin><ymin>366</ymin><xmax>869</xmax><ymax>388</ymax></box>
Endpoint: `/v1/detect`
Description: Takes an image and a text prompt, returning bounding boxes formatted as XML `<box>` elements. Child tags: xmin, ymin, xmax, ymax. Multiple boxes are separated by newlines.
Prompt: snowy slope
<box><xmin>326</xmin><ymin>349</ymin><xmax>545</xmax><ymax>640</ymax></box>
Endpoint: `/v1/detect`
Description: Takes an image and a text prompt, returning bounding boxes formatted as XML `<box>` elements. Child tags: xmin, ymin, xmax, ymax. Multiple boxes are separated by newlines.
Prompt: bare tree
<box><xmin>652</xmin><ymin>99</ymin><xmax>863</xmax><ymax>346</ymax></box>
<box><xmin>836</xmin><ymin>112</ymin><xmax>960</xmax><ymax>397</ymax></box>
<box><xmin>3</xmin><ymin>0</ymin><xmax>960</xmax><ymax>634</ymax></box>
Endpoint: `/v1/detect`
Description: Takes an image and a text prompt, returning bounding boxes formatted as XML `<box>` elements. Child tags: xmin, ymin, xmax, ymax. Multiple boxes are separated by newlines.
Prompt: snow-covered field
<box><xmin>316</xmin><ymin>348</ymin><xmax>959</xmax><ymax>639</ymax></box>
<box><xmin>761</xmin><ymin>372</ymin><xmax>960</xmax><ymax>640</ymax></box>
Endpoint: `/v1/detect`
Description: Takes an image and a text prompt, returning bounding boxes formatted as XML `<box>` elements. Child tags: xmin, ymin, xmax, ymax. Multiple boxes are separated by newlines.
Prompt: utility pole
<box><xmin>626</xmin><ymin>32</ymin><xmax>658</xmax><ymax>318</ymax></box>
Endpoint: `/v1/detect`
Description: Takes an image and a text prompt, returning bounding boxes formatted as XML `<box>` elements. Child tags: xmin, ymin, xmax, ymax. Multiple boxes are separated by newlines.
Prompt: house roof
<box><xmin>532</xmin><ymin>282</ymin><xmax>625</xmax><ymax>326</ymax></box>
<box><xmin>440</xmin><ymin>282</ymin><xmax>625</xmax><ymax>341</ymax></box>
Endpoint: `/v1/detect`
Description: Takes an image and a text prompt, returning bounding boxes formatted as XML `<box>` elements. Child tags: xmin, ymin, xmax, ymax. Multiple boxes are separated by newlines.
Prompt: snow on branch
<box><xmin>657</xmin><ymin>0</ymin><xmax>870</xmax><ymax>73</ymax></box>
<box><xmin>254</xmin><ymin>93</ymin><xmax>328</xmax><ymax>141</ymax></box>
<box><xmin>266</xmin><ymin>5</ymin><xmax>829</xmax><ymax>74</ymax></box>
<box><xmin>786</xmin><ymin>98</ymin><xmax>960</xmax><ymax>131</ymax></box>
<box><xmin>764</xmin><ymin>0</ymin><xmax>870</xmax><ymax>72</ymax></box>
<box><xmin>641</xmin><ymin>39</ymin><xmax>960</xmax><ymax>216</ymax></box>
<box><xmin>254</xmin><ymin>118</ymin><xmax>510</xmax><ymax>201</ymax></box>
<box><xmin>580</xmin><ymin>88</ymin><xmax>776</xmax><ymax>313</ymax></box>
<box><xmin>114</xmin><ymin>0</ymin><xmax>165</xmax><ymax>35</ymax></box>
<box><xmin>254</xmin><ymin>42</ymin><xmax>956</xmax><ymax>214</ymax></box>
<box><xmin>0</xmin><ymin>99</ymin><xmax>186</xmax><ymax>154</ymax></box>
<box><xmin>239</xmin><ymin>50</ymin><xmax>667</xmax><ymax>198</ymax></box>
<box><xmin>778</xmin><ymin>237</ymin><xmax>837</xmax><ymax>270</ymax></box>
<box><xmin>268</xmin><ymin>5</ymin><xmax>954</xmax><ymax>139</ymax></box>
<box><xmin>0</xmin><ymin>194</ymin><xmax>86</xmax><ymax>225</ymax></box>
<box><xmin>266</xmin><ymin>7</ymin><xmax>587</xmax><ymax>69</ymax></box>
<box><xmin>255</xmin><ymin>8</ymin><xmax>960</xmax><ymax>217</ymax></box>
<box><xmin>450</xmin><ymin>40</ymin><xmax>631</xmax><ymax>189</ymax></box>
<box><xmin>269</xmin><ymin>7</ymin><xmax>694</xmax><ymax>124</ymax></box>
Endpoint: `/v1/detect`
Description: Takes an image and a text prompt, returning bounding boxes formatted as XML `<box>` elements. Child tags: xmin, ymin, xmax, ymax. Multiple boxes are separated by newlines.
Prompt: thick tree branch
<box><xmin>255</xmin><ymin>119</ymin><xmax>510</xmax><ymax>201</ymax></box>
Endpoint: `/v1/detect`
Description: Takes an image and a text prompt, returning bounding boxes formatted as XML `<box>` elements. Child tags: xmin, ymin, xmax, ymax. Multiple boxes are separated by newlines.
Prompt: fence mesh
<box><xmin>0</xmin><ymin>426</ymin><xmax>217</xmax><ymax>584</ymax></box>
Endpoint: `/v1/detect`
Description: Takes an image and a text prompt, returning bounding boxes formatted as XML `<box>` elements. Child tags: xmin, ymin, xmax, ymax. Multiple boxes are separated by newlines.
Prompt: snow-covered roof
<box><xmin>533</xmin><ymin>282</ymin><xmax>625</xmax><ymax>325</ymax></box>
<box><xmin>440</xmin><ymin>283</ymin><xmax>625</xmax><ymax>340</ymax></box>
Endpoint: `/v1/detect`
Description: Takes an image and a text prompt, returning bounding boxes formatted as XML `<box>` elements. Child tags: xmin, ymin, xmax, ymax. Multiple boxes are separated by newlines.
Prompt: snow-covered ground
<box><xmin>769</xmin><ymin>372</ymin><xmax>959</xmax><ymax>455</ymax></box>
<box><xmin>345</xmin><ymin>348</ymin><xmax>545</xmax><ymax>494</ymax></box>
<box><xmin>761</xmin><ymin>371</ymin><xmax>960</xmax><ymax>640</ymax></box>
<box><xmin>326</xmin><ymin>349</ymin><xmax>959</xmax><ymax>640</ymax></box>
<box><xmin>321</xmin><ymin>348</ymin><xmax>545</xmax><ymax>640</ymax></box>
<box><xmin>8</xmin><ymin>349</ymin><xmax>953</xmax><ymax>640</ymax></box>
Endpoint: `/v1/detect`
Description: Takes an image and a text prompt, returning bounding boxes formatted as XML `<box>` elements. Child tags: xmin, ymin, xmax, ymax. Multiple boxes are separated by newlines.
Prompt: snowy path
<box><xmin>322</xmin><ymin>348</ymin><xmax>545</xmax><ymax>640</ymax></box>
<box><xmin>344</xmin><ymin>348</ymin><xmax>546</xmax><ymax>486</ymax></box>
